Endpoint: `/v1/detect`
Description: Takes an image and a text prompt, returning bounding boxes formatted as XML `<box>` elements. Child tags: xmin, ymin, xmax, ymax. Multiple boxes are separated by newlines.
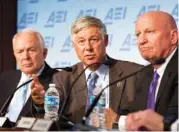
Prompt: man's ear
<box><xmin>43</xmin><ymin>48</ymin><xmax>48</xmax><ymax>59</ymax></box>
<box><xmin>170</xmin><ymin>29</ymin><xmax>178</xmax><ymax>45</ymax></box>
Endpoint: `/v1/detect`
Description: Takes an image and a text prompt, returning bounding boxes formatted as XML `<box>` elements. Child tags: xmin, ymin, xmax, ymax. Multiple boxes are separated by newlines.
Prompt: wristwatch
<box><xmin>112</xmin><ymin>115</ymin><xmax>120</xmax><ymax>129</ymax></box>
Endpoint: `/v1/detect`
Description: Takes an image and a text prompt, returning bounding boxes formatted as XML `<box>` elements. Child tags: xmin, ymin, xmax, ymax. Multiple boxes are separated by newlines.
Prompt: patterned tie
<box><xmin>147</xmin><ymin>71</ymin><xmax>159</xmax><ymax>110</ymax></box>
<box><xmin>7</xmin><ymin>77</ymin><xmax>29</xmax><ymax>122</ymax></box>
<box><xmin>87</xmin><ymin>72</ymin><xmax>99</xmax><ymax>110</ymax></box>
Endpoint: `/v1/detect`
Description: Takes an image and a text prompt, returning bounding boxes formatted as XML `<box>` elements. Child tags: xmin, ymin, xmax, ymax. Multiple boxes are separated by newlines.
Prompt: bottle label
<box><xmin>98</xmin><ymin>96</ymin><xmax>105</xmax><ymax>107</ymax></box>
<box><xmin>89</xmin><ymin>96</ymin><xmax>105</xmax><ymax>107</ymax></box>
<box><xmin>44</xmin><ymin>96</ymin><xmax>59</xmax><ymax>106</ymax></box>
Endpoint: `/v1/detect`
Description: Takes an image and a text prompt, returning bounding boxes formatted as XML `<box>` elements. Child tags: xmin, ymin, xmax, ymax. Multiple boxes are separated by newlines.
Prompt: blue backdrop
<box><xmin>17</xmin><ymin>0</ymin><xmax>178</xmax><ymax>67</ymax></box>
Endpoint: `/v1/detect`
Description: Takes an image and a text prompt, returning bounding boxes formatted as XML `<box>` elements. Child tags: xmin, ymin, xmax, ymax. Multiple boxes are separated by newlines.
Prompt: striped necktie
<box><xmin>87</xmin><ymin>72</ymin><xmax>99</xmax><ymax>110</ymax></box>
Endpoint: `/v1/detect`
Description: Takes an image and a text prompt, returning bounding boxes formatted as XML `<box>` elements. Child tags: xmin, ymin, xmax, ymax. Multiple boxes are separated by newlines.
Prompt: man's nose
<box><xmin>138</xmin><ymin>34</ymin><xmax>148</xmax><ymax>45</ymax></box>
<box><xmin>85</xmin><ymin>40</ymin><xmax>93</xmax><ymax>51</ymax></box>
<box><xmin>22</xmin><ymin>51</ymin><xmax>30</xmax><ymax>59</ymax></box>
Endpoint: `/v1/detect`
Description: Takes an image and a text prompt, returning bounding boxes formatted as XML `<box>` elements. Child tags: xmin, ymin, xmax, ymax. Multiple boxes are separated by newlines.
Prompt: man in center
<box><xmin>52</xmin><ymin>16</ymin><xmax>142</xmax><ymax>124</ymax></box>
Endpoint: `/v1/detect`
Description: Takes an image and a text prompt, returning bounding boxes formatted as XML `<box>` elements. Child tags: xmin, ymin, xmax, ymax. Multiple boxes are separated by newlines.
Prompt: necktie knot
<box><xmin>89</xmin><ymin>72</ymin><xmax>98</xmax><ymax>81</ymax></box>
<box><xmin>88</xmin><ymin>72</ymin><xmax>98</xmax><ymax>88</ymax></box>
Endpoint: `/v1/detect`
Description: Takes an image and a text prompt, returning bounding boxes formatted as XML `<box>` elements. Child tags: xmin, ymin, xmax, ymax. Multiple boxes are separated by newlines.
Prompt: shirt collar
<box><xmin>85</xmin><ymin>64</ymin><xmax>108</xmax><ymax>81</ymax></box>
<box><xmin>84</xmin><ymin>56</ymin><xmax>108</xmax><ymax>80</ymax></box>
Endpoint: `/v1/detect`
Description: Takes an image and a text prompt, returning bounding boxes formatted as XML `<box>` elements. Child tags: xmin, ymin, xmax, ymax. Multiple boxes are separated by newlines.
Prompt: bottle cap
<box><xmin>49</xmin><ymin>83</ymin><xmax>56</xmax><ymax>87</ymax></box>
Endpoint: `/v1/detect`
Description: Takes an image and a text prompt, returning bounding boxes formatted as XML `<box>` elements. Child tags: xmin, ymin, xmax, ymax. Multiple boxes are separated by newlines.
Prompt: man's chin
<box><xmin>21</xmin><ymin>69</ymin><xmax>36</xmax><ymax>75</ymax></box>
<box><xmin>84</xmin><ymin>61</ymin><xmax>101</xmax><ymax>71</ymax></box>
<box><xmin>145</xmin><ymin>57</ymin><xmax>165</xmax><ymax>65</ymax></box>
<box><xmin>84</xmin><ymin>59</ymin><xmax>96</xmax><ymax>64</ymax></box>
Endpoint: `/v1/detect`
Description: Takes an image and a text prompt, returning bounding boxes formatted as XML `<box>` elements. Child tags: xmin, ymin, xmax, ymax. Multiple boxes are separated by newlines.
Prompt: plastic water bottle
<box><xmin>44</xmin><ymin>83</ymin><xmax>59</xmax><ymax>121</ymax></box>
<box><xmin>89</xmin><ymin>92</ymin><xmax>106</xmax><ymax>129</ymax></box>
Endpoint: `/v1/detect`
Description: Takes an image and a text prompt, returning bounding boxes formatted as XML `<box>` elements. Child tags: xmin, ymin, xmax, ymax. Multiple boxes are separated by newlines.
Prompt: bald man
<box><xmin>105</xmin><ymin>11</ymin><xmax>178</xmax><ymax>131</ymax></box>
<box><xmin>0</xmin><ymin>29</ymin><xmax>58</xmax><ymax>125</ymax></box>
<box><xmin>123</xmin><ymin>11</ymin><xmax>178</xmax><ymax>131</ymax></box>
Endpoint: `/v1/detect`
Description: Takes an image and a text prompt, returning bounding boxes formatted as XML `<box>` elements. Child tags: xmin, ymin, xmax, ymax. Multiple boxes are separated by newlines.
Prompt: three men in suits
<box><xmin>0</xmin><ymin>29</ymin><xmax>57</xmax><ymax>124</ymax></box>
<box><xmin>52</xmin><ymin>16</ymin><xmax>142</xmax><ymax>126</ymax></box>
<box><xmin>120</xmin><ymin>11</ymin><xmax>178</xmax><ymax>131</ymax></box>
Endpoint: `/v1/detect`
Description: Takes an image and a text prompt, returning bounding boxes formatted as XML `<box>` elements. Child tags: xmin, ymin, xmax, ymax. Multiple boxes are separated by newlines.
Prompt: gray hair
<box><xmin>12</xmin><ymin>28</ymin><xmax>45</xmax><ymax>50</ymax></box>
<box><xmin>71</xmin><ymin>16</ymin><xmax>107</xmax><ymax>39</ymax></box>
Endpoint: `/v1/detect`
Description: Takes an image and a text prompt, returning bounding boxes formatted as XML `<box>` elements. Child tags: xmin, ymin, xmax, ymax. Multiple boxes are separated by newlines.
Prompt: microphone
<box><xmin>54</xmin><ymin>67</ymin><xmax>73</xmax><ymax>72</ymax></box>
<box><xmin>0</xmin><ymin>67</ymin><xmax>72</xmax><ymax>117</ymax></box>
<box><xmin>58</xmin><ymin>60</ymin><xmax>113</xmax><ymax>121</ymax></box>
<box><xmin>82</xmin><ymin>58</ymin><xmax>166</xmax><ymax>123</ymax></box>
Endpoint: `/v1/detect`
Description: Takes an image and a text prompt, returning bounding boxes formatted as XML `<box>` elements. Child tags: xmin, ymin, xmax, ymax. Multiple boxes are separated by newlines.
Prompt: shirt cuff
<box><xmin>118</xmin><ymin>115</ymin><xmax>127</xmax><ymax>131</ymax></box>
<box><xmin>171</xmin><ymin>119</ymin><xmax>179</xmax><ymax>131</ymax></box>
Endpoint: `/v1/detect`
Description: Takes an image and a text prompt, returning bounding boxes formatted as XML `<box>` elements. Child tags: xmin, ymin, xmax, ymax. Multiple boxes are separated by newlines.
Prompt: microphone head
<box><xmin>54</xmin><ymin>67</ymin><xmax>72</xmax><ymax>71</ymax></box>
<box><xmin>63</xmin><ymin>67</ymin><xmax>73</xmax><ymax>71</ymax></box>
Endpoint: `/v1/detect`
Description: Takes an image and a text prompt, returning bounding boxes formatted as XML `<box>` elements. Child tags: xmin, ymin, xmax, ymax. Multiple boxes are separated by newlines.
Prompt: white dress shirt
<box><xmin>85</xmin><ymin>64</ymin><xmax>109</xmax><ymax>107</ymax></box>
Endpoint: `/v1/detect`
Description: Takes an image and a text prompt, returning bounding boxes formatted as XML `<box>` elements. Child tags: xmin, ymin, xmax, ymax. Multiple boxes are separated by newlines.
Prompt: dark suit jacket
<box><xmin>131</xmin><ymin>49</ymin><xmax>178</xmax><ymax>119</ymax></box>
<box><xmin>0</xmin><ymin>62</ymin><xmax>58</xmax><ymax>122</ymax></box>
<box><xmin>53</xmin><ymin>57</ymin><xmax>142</xmax><ymax>123</ymax></box>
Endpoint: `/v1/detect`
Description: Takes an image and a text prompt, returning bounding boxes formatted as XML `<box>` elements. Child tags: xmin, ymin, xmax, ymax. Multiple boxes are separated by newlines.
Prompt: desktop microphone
<box><xmin>0</xmin><ymin>67</ymin><xmax>72</xmax><ymax>117</ymax></box>
<box><xmin>82</xmin><ymin>58</ymin><xmax>166</xmax><ymax>123</ymax></box>
<box><xmin>58</xmin><ymin>60</ymin><xmax>113</xmax><ymax>121</ymax></box>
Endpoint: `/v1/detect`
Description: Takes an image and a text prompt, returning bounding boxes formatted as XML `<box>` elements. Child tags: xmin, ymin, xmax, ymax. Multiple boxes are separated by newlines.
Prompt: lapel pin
<box><xmin>117</xmin><ymin>82</ymin><xmax>123</xmax><ymax>87</ymax></box>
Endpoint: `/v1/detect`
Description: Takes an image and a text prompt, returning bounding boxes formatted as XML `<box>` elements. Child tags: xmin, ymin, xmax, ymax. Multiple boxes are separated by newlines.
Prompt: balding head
<box><xmin>13</xmin><ymin>29</ymin><xmax>45</xmax><ymax>51</ymax></box>
<box><xmin>13</xmin><ymin>28</ymin><xmax>47</xmax><ymax>75</ymax></box>
<box><xmin>135</xmin><ymin>11</ymin><xmax>178</xmax><ymax>68</ymax></box>
<box><xmin>137</xmin><ymin>11</ymin><xmax>177</xmax><ymax>31</ymax></box>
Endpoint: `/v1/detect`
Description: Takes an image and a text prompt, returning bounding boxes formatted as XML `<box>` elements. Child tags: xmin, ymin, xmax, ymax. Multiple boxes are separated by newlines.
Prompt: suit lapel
<box><xmin>72</xmin><ymin>63</ymin><xmax>88</xmax><ymax>116</ymax></box>
<box><xmin>155</xmin><ymin>72</ymin><xmax>176</xmax><ymax>106</ymax></box>
<box><xmin>155</xmin><ymin>72</ymin><xmax>169</xmax><ymax>104</ymax></box>
<box><xmin>155</xmin><ymin>49</ymin><xmax>178</xmax><ymax>107</ymax></box>
<box><xmin>109</xmin><ymin>59</ymin><xmax>124</xmax><ymax>111</ymax></box>
<box><xmin>141</xmin><ymin>67</ymin><xmax>153</xmax><ymax>109</ymax></box>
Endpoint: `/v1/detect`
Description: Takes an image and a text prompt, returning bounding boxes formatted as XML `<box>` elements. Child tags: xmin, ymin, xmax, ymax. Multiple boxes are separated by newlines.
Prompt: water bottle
<box><xmin>44</xmin><ymin>83</ymin><xmax>59</xmax><ymax>121</ymax></box>
<box><xmin>89</xmin><ymin>92</ymin><xmax>106</xmax><ymax>129</ymax></box>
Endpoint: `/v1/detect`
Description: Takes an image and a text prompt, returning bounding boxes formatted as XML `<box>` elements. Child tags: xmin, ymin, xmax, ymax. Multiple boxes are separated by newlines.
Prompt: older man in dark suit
<box><xmin>113</xmin><ymin>11</ymin><xmax>178</xmax><ymax>131</ymax></box>
<box><xmin>0</xmin><ymin>29</ymin><xmax>57</xmax><ymax>125</ymax></box>
<box><xmin>52</xmin><ymin>16</ymin><xmax>142</xmax><ymax>127</ymax></box>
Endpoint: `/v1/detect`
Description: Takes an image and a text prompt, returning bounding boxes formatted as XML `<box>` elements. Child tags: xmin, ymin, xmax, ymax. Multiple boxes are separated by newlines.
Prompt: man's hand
<box><xmin>126</xmin><ymin>109</ymin><xmax>164</xmax><ymax>131</ymax></box>
<box><xmin>31</xmin><ymin>75</ymin><xmax>45</xmax><ymax>105</ymax></box>
<box><xmin>126</xmin><ymin>111</ymin><xmax>141</xmax><ymax>131</ymax></box>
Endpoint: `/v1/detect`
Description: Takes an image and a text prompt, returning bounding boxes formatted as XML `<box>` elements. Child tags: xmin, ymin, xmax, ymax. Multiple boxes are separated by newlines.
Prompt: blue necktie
<box><xmin>7</xmin><ymin>78</ymin><xmax>29</xmax><ymax>122</ymax></box>
<box><xmin>87</xmin><ymin>72</ymin><xmax>98</xmax><ymax>110</ymax></box>
<box><xmin>147</xmin><ymin>71</ymin><xmax>159</xmax><ymax>110</ymax></box>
